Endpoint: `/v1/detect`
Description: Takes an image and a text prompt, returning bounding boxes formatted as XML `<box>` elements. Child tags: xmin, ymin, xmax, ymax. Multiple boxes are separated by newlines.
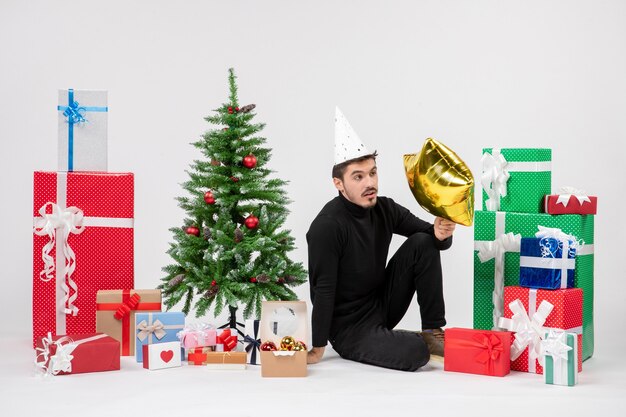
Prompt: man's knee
<box><xmin>406</xmin><ymin>232</ymin><xmax>438</xmax><ymax>255</ymax></box>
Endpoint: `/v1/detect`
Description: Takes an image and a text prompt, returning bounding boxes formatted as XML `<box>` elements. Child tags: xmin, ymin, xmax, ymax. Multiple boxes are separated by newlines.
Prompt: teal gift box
<box><xmin>135</xmin><ymin>312</ymin><xmax>185</xmax><ymax>362</ymax></box>
<box><xmin>543</xmin><ymin>331</ymin><xmax>579</xmax><ymax>386</ymax></box>
<box><xmin>473</xmin><ymin>210</ymin><xmax>594</xmax><ymax>360</ymax></box>
<box><xmin>481</xmin><ymin>148</ymin><xmax>551</xmax><ymax>213</ymax></box>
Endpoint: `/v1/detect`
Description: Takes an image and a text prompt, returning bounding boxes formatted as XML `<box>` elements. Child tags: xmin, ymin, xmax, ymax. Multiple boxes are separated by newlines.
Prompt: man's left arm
<box><xmin>389</xmin><ymin>198</ymin><xmax>454</xmax><ymax>250</ymax></box>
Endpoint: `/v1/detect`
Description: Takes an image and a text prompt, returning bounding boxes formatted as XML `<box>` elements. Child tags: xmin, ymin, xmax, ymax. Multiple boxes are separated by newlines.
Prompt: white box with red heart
<box><xmin>142</xmin><ymin>341</ymin><xmax>181</xmax><ymax>370</ymax></box>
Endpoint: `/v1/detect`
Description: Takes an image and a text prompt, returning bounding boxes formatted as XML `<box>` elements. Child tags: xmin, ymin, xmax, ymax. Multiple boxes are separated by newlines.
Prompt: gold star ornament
<box><xmin>404</xmin><ymin>138</ymin><xmax>474</xmax><ymax>226</ymax></box>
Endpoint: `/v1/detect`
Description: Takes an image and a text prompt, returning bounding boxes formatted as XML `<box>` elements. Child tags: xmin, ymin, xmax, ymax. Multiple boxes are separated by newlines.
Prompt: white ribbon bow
<box><xmin>556</xmin><ymin>186</ymin><xmax>591</xmax><ymax>207</ymax></box>
<box><xmin>35</xmin><ymin>333</ymin><xmax>77</xmax><ymax>376</ymax></box>
<box><xmin>481</xmin><ymin>149</ymin><xmax>510</xmax><ymax>211</ymax></box>
<box><xmin>177</xmin><ymin>322</ymin><xmax>215</xmax><ymax>347</ymax></box>
<box><xmin>535</xmin><ymin>225</ymin><xmax>582</xmax><ymax>259</ymax></box>
<box><xmin>541</xmin><ymin>330</ymin><xmax>572</xmax><ymax>364</ymax></box>
<box><xmin>498</xmin><ymin>298</ymin><xmax>553</xmax><ymax>367</ymax></box>
<box><xmin>476</xmin><ymin>232</ymin><xmax>521</xmax><ymax>329</ymax></box>
<box><xmin>136</xmin><ymin>319</ymin><xmax>166</xmax><ymax>342</ymax></box>
<box><xmin>33</xmin><ymin>202</ymin><xmax>85</xmax><ymax>315</ymax></box>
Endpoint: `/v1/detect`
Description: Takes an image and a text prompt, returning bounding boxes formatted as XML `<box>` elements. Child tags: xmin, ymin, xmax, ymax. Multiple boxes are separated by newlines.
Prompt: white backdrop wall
<box><xmin>1</xmin><ymin>0</ymin><xmax>624</xmax><ymax>356</ymax></box>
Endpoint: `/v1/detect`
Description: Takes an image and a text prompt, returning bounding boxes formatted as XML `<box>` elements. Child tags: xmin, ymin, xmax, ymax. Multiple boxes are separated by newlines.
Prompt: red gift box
<box><xmin>444</xmin><ymin>328</ymin><xmax>512</xmax><ymax>376</ymax></box>
<box><xmin>543</xmin><ymin>191</ymin><xmax>597</xmax><ymax>215</ymax></box>
<box><xmin>500</xmin><ymin>286</ymin><xmax>583</xmax><ymax>374</ymax></box>
<box><xmin>35</xmin><ymin>333</ymin><xmax>120</xmax><ymax>375</ymax></box>
<box><xmin>32</xmin><ymin>171</ymin><xmax>134</xmax><ymax>347</ymax></box>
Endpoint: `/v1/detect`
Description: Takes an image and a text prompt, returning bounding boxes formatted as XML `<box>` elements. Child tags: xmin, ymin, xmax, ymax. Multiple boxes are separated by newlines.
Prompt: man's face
<box><xmin>333</xmin><ymin>158</ymin><xmax>378</xmax><ymax>208</ymax></box>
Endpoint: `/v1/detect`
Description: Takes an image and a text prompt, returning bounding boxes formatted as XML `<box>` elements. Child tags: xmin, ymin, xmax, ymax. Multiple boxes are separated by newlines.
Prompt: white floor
<box><xmin>2</xmin><ymin>334</ymin><xmax>625</xmax><ymax>417</ymax></box>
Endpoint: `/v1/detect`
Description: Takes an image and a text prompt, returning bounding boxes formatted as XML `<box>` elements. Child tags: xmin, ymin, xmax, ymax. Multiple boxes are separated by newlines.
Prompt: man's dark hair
<box><xmin>331</xmin><ymin>151</ymin><xmax>378</xmax><ymax>180</ymax></box>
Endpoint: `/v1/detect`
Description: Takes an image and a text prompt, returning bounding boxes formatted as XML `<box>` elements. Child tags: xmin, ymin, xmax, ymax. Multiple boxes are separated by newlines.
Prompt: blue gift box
<box><xmin>135</xmin><ymin>312</ymin><xmax>185</xmax><ymax>362</ymax></box>
<box><xmin>519</xmin><ymin>237</ymin><xmax>576</xmax><ymax>290</ymax></box>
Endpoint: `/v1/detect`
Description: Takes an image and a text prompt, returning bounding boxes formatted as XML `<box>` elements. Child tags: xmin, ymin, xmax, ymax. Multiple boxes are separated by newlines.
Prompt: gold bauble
<box><xmin>404</xmin><ymin>138</ymin><xmax>474</xmax><ymax>226</ymax></box>
<box><xmin>280</xmin><ymin>336</ymin><xmax>296</xmax><ymax>351</ymax></box>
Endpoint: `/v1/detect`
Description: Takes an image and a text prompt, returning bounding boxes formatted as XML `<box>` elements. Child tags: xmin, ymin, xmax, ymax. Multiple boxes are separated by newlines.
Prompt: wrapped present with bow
<box><xmin>96</xmin><ymin>289</ymin><xmax>161</xmax><ymax>356</ymax></box>
<box><xmin>481</xmin><ymin>148</ymin><xmax>552</xmax><ymax>213</ymax></box>
<box><xmin>32</xmin><ymin>171</ymin><xmax>134</xmax><ymax>347</ymax></box>
<box><xmin>203</xmin><ymin>351</ymin><xmax>247</xmax><ymax>370</ymax></box>
<box><xmin>473</xmin><ymin>210</ymin><xmax>595</xmax><ymax>361</ymax></box>
<box><xmin>544</xmin><ymin>187</ymin><xmax>597</xmax><ymax>215</ymax></box>
<box><xmin>542</xmin><ymin>330</ymin><xmax>579</xmax><ymax>386</ymax></box>
<box><xmin>57</xmin><ymin>89</ymin><xmax>108</xmax><ymax>172</ymax></box>
<box><xmin>443</xmin><ymin>328</ymin><xmax>512</xmax><ymax>377</ymax></box>
<box><xmin>244</xmin><ymin>319</ymin><xmax>262</xmax><ymax>365</ymax></box>
<box><xmin>214</xmin><ymin>328</ymin><xmax>238</xmax><ymax>352</ymax></box>
<box><xmin>135</xmin><ymin>311</ymin><xmax>185</xmax><ymax>362</ymax></box>
<box><xmin>177</xmin><ymin>322</ymin><xmax>217</xmax><ymax>349</ymax></box>
<box><xmin>186</xmin><ymin>346</ymin><xmax>217</xmax><ymax>365</ymax></box>
<box><xmin>143</xmin><ymin>341</ymin><xmax>181</xmax><ymax>370</ymax></box>
<box><xmin>35</xmin><ymin>333</ymin><xmax>119</xmax><ymax>376</ymax></box>
<box><xmin>498</xmin><ymin>286</ymin><xmax>583</xmax><ymax>374</ymax></box>
<box><xmin>519</xmin><ymin>226</ymin><xmax>582</xmax><ymax>290</ymax></box>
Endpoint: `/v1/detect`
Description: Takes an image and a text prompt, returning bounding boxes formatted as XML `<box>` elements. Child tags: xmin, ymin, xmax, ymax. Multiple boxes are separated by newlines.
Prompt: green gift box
<box><xmin>473</xmin><ymin>210</ymin><xmax>594</xmax><ymax>360</ymax></box>
<box><xmin>481</xmin><ymin>148</ymin><xmax>552</xmax><ymax>213</ymax></box>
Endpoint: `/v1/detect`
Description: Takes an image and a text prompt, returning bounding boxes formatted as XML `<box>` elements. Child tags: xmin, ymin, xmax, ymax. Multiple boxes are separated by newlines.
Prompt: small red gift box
<box><xmin>499</xmin><ymin>286</ymin><xmax>583</xmax><ymax>374</ymax></box>
<box><xmin>35</xmin><ymin>333</ymin><xmax>120</xmax><ymax>375</ymax></box>
<box><xmin>444</xmin><ymin>328</ymin><xmax>512</xmax><ymax>377</ymax></box>
<box><xmin>32</xmin><ymin>171</ymin><xmax>134</xmax><ymax>347</ymax></box>
<box><xmin>543</xmin><ymin>189</ymin><xmax>597</xmax><ymax>215</ymax></box>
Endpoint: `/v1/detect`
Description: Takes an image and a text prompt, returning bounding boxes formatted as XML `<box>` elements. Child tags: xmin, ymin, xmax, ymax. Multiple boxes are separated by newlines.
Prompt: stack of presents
<box><xmin>445</xmin><ymin>148</ymin><xmax>597</xmax><ymax>386</ymax></box>
<box><xmin>32</xmin><ymin>89</ymin><xmax>308</xmax><ymax>378</ymax></box>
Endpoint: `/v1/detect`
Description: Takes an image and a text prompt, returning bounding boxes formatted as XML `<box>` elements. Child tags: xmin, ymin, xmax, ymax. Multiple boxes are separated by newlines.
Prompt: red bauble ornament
<box><xmin>242</xmin><ymin>154</ymin><xmax>257</xmax><ymax>169</ymax></box>
<box><xmin>277</xmin><ymin>277</ymin><xmax>286</xmax><ymax>284</ymax></box>
<box><xmin>235</xmin><ymin>107</ymin><xmax>240</xmax><ymax>112</ymax></box>
<box><xmin>261</xmin><ymin>341</ymin><xmax>277</xmax><ymax>351</ymax></box>
<box><xmin>249</xmin><ymin>277</ymin><xmax>257</xmax><ymax>283</ymax></box>
<box><xmin>185</xmin><ymin>226</ymin><xmax>200</xmax><ymax>237</ymax></box>
<box><xmin>228</xmin><ymin>106</ymin><xmax>233</xmax><ymax>114</ymax></box>
<box><xmin>204</xmin><ymin>191</ymin><xmax>215</xmax><ymax>204</ymax></box>
<box><xmin>230</xmin><ymin>176</ymin><xmax>239</xmax><ymax>182</ymax></box>
<box><xmin>244</xmin><ymin>215</ymin><xmax>259</xmax><ymax>229</ymax></box>
<box><xmin>211</xmin><ymin>280</ymin><xmax>217</xmax><ymax>286</ymax></box>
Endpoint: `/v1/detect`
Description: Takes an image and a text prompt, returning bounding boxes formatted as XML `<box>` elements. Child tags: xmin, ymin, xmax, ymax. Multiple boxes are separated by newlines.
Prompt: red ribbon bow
<box><xmin>188</xmin><ymin>347</ymin><xmax>208</xmax><ymax>365</ymax></box>
<box><xmin>216</xmin><ymin>329</ymin><xmax>238</xmax><ymax>351</ymax></box>
<box><xmin>113</xmin><ymin>293</ymin><xmax>141</xmax><ymax>320</ymax></box>
<box><xmin>472</xmin><ymin>333</ymin><xmax>503</xmax><ymax>373</ymax></box>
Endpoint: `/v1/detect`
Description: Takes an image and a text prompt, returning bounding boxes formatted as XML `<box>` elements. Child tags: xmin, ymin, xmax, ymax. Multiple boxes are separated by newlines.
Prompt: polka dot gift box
<box><xmin>473</xmin><ymin>210</ymin><xmax>595</xmax><ymax>361</ymax></box>
<box><xmin>481</xmin><ymin>148</ymin><xmax>551</xmax><ymax>214</ymax></box>
<box><xmin>498</xmin><ymin>286</ymin><xmax>583</xmax><ymax>375</ymax></box>
<box><xmin>32</xmin><ymin>171</ymin><xmax>134</xmax><ymax>347</ymax></box>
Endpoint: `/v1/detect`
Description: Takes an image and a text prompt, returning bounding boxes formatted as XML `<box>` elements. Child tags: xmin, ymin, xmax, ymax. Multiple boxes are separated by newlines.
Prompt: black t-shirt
<box><xmin>306</xmin><ymin>193</ymin><xmax>452</xmax><ymax>347</ymax></box>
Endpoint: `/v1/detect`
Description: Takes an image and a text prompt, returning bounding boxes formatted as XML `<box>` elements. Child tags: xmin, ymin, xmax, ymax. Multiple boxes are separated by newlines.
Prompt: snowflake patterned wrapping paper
<box><xmin>32</xmin><ymin>172</ymin><xmax>134</xmax><ymax>347</ymax></box>
<box><xmin>481</xmin><ymin>148</ymin><xmax>551</xmax><ymax>213</ymax></box>
<box><xmin>57</xmin><ymin>89</ymin><xmax>108</xmax><ymax>172</ymax></box>
<box><xmin>519</xmin><ymin>236</ymin><xmax>577</xmax><ymax>290</ymax></box>
<box><xmin>473</xmin><ymin>210</ymin><xmax>594</xmax><ymax>360</ymax></box>
<box><xmin>500</xmin><ymin>286</ymin><xmax>583</xmax><ymax>374</ymax></box>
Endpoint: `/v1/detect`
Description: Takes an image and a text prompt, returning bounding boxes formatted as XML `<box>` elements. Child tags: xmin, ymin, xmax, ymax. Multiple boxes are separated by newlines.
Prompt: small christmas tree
<box><xmin>159</xmin><ymin>68</ymin><xmax>307</xmax><ymax>323</ymax></box>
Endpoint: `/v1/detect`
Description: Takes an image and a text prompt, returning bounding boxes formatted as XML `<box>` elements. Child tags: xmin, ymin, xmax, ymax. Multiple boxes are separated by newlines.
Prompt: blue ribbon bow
<box><xmin>57</xmin><ymin>89</ymin><xmax>108</xmax><ymax>171</ymax></box>
<box><xmin>244</xmin><ymin>320</ymin><xmax>261</xmax><ymax>365</ymax></box>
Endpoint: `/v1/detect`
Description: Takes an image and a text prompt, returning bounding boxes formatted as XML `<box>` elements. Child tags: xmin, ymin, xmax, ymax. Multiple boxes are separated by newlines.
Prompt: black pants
<box><xmin>329</xmin><ymin>232</ymin><xmax>446</xmax><ymax>371</ymax></box>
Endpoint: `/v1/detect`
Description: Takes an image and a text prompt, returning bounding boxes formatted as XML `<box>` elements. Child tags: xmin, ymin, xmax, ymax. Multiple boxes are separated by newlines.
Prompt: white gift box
<box><xmin>57</xmin><ymin>89</ymin><xmax>108</xmax><ymax>172</ymax></box>
<box><xmin>142</xmin><ymin>341</ymin><xmax>182</xmax><ymax>370</ymax></box>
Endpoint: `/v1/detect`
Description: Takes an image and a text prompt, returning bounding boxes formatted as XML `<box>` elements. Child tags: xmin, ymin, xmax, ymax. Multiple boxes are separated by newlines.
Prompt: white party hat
<box><xmin>334</xmin><ymin>106</ymin><xmax>371</xmax><ymax>165</ymax></box>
